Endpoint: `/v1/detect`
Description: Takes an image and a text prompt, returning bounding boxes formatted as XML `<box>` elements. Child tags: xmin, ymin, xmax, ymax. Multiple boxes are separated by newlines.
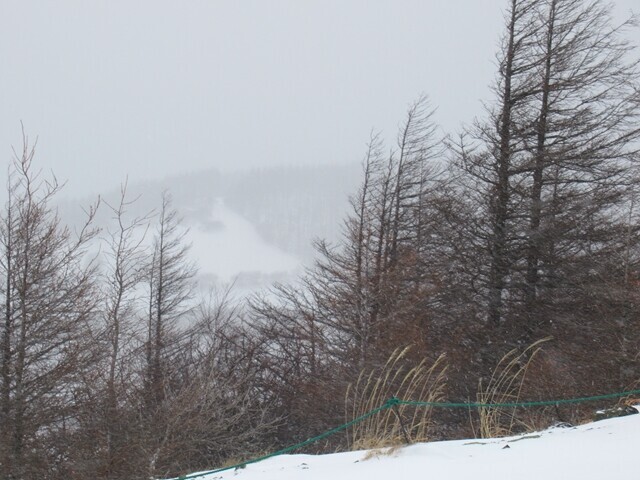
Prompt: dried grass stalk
<box><xmin>476</xmin><ymin>337</ymin><xmax>551</xmax><ymax>438</ymax></box>
<box><xmin>345</xmin><ymin>347</ymin><xmax>447</xmax><ymax>450</ymax></box>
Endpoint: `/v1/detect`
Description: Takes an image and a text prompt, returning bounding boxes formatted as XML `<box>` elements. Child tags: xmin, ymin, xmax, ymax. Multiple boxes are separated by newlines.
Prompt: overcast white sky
<box><xmin>1</xmin><ymin>0</ymin><xmax>638</xmax><ymax>196</ymax></box>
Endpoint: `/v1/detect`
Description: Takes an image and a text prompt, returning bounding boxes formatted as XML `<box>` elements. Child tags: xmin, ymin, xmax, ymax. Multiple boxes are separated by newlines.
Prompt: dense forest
<box><xmin>1</xmin><ymin>0</ymin><xmax>640</xmax><ymax>478</ymax></box>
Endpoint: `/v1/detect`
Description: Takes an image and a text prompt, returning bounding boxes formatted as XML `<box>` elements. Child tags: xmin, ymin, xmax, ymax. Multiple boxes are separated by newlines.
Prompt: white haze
<box><xmin>2</xmin><ymin>0</ymin><xmax>636</xmax><ymax>197</ymax></box>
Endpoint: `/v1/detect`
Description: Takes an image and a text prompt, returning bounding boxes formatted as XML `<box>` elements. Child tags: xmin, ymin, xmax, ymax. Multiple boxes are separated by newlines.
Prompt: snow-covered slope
<box><xmin>182</xmin><ymin>410</ymin><xmax>639</xmax><ymax>480</ymax></box>
<box><xmin>188</xmin><ymin>199</ymin><xmax>300</xmax><ymax>286</ymax></box>
<box><xmin>58</xmin><ymin>164</ymin><xmax>361</xmax><ymax>294</ymax></box>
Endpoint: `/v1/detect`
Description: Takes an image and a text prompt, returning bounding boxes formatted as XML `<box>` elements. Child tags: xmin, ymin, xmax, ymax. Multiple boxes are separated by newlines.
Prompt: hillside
<box><xmin>178</xmin><ymin>409</ymin><xmax>639</xmax><ymax>480</ymax></box>
<box><xmin>57</xmin><ymin>163</ymin><xmax>361</xmax><ymax>292</ymax></box>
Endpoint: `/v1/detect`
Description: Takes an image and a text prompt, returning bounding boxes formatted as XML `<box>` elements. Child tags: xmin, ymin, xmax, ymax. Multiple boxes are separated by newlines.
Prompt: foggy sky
<box><xmin>1</xmin><ymin>0</ymin><xmax>638</xmax><ymax>197</ymax></box>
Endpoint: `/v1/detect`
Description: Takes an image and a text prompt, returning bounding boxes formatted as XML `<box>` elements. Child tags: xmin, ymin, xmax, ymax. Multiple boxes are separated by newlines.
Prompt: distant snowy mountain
<box><xmin>58</xmin><ymin>163</ymin><xmax>361</xmax><ymax>293</ymax></box>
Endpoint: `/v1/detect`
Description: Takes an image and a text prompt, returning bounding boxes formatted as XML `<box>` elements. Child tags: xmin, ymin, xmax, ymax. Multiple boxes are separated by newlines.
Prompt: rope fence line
<box><xmin>396</xmin><ymin>388</ymin><xmax>640</xmax><ymax>408</ymax></box>
<box><xmin>175</xmin><ymin>388</ymin><xmax>640</xmax><ymax>480</ymax></box>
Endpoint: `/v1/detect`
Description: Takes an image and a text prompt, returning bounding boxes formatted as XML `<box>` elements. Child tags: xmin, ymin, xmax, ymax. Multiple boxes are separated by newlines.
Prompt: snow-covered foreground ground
<box><xmin>181</xmin><ymin>409</ymin><xmax>638</xmax><ymax>480</ymax></box>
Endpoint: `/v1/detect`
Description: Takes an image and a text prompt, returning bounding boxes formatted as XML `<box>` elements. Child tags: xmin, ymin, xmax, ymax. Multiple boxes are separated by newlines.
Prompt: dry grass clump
<box><xmin>475</xmin><ymin>338</ymin><xmax>550</xmax><ymax>438</ymax></box>
<box><xmin>345</xmin><ymin>347</ymin><xmax>447</xmax><ymax>450</ymax></box>
<box><xmin>621</xmin><ymin>396</ymin><xmax>640</xmax><ymax>408</ymax></box>
<box><xmin>360</xmin><ymin>444</ymin><xmax>402</xmax><ymax>461</ymax></box>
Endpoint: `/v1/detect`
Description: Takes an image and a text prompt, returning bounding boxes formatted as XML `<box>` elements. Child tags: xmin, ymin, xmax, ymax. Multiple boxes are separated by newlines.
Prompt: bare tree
<box><xmin>0</xmin><ymin>135</ymin><xmax>99</xmax><ymax>479</ymax></box>
<box><xmin>517</xmin><ymin>0</ymin><xmax>640</xmax><ymax>337</ymax></box>
<box><xmin>143</xmin><ymin>192</ymin><xmax>195</xmax><ymax>410</ymax></box>
<box><xmin>148</xmin><ymin>288</ymin><xmax>277</xmax><ymax>477</ymax></box>
<box><xmin>455</xmin><ymin>0</ymin><xmax>543</xmax><ymax>329</ymax></box>
<box><xmin>97</xmin><ymin>182</ymin><xmax>151</xmax><ymax>478</ymax></box>
<box><xmin>140</xmin><ymin>191</ymin><xmax>196</xmax><ymax>477</ymax></box>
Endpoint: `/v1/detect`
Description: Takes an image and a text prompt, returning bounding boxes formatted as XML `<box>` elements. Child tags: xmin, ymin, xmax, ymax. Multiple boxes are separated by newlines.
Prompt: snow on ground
<box><xmin>180</xmin><ymin>410</ymin><xmax>639</xmax><ymax>480</ymax></box>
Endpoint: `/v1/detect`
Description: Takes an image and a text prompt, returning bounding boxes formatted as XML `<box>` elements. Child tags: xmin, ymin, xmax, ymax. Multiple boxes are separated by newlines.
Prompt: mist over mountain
<box><xmin>58</xmin><ymin>162</ymin><xmax>361</xmax><ymax>293</ymax></box>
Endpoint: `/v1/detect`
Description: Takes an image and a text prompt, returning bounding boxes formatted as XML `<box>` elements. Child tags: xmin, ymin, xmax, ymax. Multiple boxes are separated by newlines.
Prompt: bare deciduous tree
<box><xmin>0</xmin><ymin>135</ymin><xmax>99</xmax><ymax>479</ymax></box>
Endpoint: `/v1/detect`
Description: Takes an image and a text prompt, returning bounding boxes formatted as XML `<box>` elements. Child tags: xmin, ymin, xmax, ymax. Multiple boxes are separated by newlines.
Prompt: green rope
<box><xmin>173</xmin><ymin>389</ymin><xmax>640</xmax><ymax>480</ymax></box>
<box><xmin>397</xmin><ymin>388</ymin><xmax>640</xmax><ymax>409</ymax></box>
